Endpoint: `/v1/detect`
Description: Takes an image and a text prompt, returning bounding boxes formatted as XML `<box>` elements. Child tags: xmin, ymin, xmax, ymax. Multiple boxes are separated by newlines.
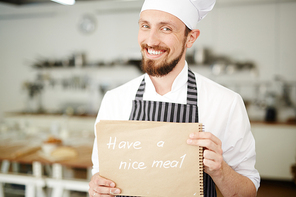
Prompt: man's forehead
<box><xmin>139</xmin><ymin>10</ymin><xmax>185</xmax><ymax>28</ymax></box>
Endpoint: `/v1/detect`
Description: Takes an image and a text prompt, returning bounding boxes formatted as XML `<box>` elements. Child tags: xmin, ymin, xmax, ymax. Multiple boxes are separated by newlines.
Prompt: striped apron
<box><xmin>117</xmin><ymin>69</ymin><xmax>216</xmax><ymax>197</ymax></box>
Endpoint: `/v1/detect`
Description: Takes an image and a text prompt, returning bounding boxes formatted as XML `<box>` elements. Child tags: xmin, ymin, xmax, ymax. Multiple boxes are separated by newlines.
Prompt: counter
<box><xmin>252</xmin><ymin>122</ymin><xmax>296</xmax><ymax>180</ymax></box>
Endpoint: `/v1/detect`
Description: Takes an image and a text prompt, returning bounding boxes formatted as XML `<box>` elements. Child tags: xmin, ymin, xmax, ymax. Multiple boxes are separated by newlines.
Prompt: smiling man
<box><xmin>89</xmin><ymin>0</ymin><xmax>260</xmax><ymax>197</ymax></box>
<box><xmin>138</xmin><ymin>9</ymin><xmax>199</xmax><ymax>96</ymax></box>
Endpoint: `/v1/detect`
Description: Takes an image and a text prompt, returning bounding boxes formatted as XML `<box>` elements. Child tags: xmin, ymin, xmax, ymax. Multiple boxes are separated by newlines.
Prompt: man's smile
<box><xmin>147</xmin><ymin>48</ymin><xmax>165</xmax><ymax>55</ymax></box>
<box><xmin>144</xmin><ymin>46</ymin><xmax>168</xmax><ymax>60</ymax></box>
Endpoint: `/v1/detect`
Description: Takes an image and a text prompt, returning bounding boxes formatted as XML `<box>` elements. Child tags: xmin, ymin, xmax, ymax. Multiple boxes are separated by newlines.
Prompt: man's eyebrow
<box><xmin>159</xmin><ymin>21</ymin><xmax>176</xmax><ymax>27</ymax></box>
<box><xmin>138</xmin><ymin>19</ymin><xmax>148</xmax><ymax>24</ymax></box>
<box><xmin>138</xmin><ymin>19</ymin><xmax>177</xmax><ymax>28</ymax></box>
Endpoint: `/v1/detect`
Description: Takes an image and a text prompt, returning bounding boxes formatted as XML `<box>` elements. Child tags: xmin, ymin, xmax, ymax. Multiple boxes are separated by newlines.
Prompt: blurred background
<box><xmin>0</xmin><ymin>0</ymin><xmax>295</xmax><ymax>196</ymax></box>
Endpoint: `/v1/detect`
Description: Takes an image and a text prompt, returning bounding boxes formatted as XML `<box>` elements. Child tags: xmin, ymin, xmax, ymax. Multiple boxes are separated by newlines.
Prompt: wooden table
<box><xmin>0</xmin><ymin>144</ymin><xmax>92</xmax><ymax>168</ymax></box>
<box><xmin>0</xmin><ymin>142</ymin><xmax>93</xmax><ymax>197</ymax></box>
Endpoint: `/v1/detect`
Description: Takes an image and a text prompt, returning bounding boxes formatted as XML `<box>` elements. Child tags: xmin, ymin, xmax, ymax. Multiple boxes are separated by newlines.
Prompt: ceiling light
<box><xmin>51</xmin><ymin>0</ymin><xmax>75</xmax><ymax>5</ymax></box>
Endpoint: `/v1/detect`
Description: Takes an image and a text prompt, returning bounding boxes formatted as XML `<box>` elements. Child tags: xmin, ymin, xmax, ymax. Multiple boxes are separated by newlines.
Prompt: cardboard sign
<box><xmin>96</xmin><ymin>120</ymin><xmax>204</xmax><ymax>197</ymax></box>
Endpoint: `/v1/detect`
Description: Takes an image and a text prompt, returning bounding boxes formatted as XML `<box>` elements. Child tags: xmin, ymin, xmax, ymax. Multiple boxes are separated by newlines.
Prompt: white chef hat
<box><xmin>140</xmin><ymin>0</ymin><xmax>216</xmax><ymax>30</ymax></box>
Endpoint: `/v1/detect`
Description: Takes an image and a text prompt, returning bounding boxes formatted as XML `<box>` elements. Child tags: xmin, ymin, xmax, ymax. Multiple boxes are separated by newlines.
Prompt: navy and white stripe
<box><xmin>129</xmin><ymin>101</ymin><xmax>198</xmax><ymax>123</ymax></box>
<box><xmin>135</xmin><ymin>79</ymin><xmax>145</xmax><ymax>100</ymax></box>
<box><xmin>187</xmin><ymin>69</ymin><xmax>198</xmax><ymax>105</ymax></box>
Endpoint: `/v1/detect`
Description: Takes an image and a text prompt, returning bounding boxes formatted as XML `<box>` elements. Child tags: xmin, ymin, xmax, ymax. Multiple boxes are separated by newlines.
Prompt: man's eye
<box><xmin>162</xmin><ymin>27</ymin><xmax>171</xmax><ymax>31</ymax></box>
<box><xmin>142</xmin><ymin>24</ymin><xmax>149</xmax><ymax>28</ymax></box>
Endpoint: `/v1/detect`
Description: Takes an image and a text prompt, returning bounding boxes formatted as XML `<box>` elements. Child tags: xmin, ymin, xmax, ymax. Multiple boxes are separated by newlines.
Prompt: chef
<box><xmin>89</xmin><ymin>0</ymin><xmax>260</xmax><ymax>196</ymax></box>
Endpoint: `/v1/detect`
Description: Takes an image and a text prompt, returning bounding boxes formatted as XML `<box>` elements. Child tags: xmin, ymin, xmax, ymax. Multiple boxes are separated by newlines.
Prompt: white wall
<box><xmin>0</xmin><ymin>0</ymin><xmax>296</xmax><ymax>120</ymax></box>
<box><xmin>0</xmin><ymin>1</ymin><xmax>143</xmax><ymax>119</ymax></box>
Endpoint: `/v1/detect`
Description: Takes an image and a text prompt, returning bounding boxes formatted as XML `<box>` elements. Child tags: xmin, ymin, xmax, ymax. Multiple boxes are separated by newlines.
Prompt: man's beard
<box><xmin>140</xmin><ymin>43</ymin><xmax>186</xmax><ymax>77</ymax></box>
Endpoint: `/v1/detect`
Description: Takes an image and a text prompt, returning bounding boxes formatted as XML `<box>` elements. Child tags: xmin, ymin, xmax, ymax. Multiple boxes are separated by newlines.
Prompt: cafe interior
<box><xmin>0</xmin><ymin>0</ymin><xmax>296</xmax><ymax>196</ymax></box>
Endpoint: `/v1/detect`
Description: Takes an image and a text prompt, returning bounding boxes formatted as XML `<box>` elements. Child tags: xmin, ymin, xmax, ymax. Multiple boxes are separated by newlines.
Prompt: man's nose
<box><xmin>146</xmin><ymin>29</ymin><xmax>161</xmax><ymax>47</ymax></box>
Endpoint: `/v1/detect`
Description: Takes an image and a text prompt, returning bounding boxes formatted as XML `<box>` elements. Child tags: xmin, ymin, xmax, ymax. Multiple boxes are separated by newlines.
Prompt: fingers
<box><xmin>97</xmin><ymin>176</ymin><xmax>116</xmax><ymax>187</ymax></box>
<box><xmin>95</xmin><ymin>186</ymin><xmax>121</xmax><ymax>195</ymax></box>
<box><xmin>187</xmin><ymin>132</ymin><xmax>222</xmax><ymax>154</ymax></box>
<box><xmin>188</xmin><ymin>132</ymin><xmax>221</xmax><ymax>146</ymax></box>
<box><xmin>187</xmin><ymin>132</ymin><xmax>224</xmax><ymax>176</ymax></box>
<box><xmin>89</xmin><ymin>173</ymin><xmax>121</xmax><ymax>197</ymax></box>
<box><xmin>89</xmin><ymin>185</ymin><xmax>121</xmax><ymax>197</ymax></box>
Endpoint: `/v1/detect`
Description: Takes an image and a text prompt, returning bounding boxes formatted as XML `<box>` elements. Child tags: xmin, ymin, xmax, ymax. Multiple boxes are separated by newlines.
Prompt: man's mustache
<box><xmin>140</xmin><ymin>44</ymin><xmax>169</xmax><ymax>52</ymax></box>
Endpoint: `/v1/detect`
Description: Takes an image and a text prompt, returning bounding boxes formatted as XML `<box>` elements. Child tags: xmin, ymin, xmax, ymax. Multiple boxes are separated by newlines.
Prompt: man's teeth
<box><xmin>148</xmin><ymin>49</ymin><xmax>164</xmax><ymax>55</ymax></box>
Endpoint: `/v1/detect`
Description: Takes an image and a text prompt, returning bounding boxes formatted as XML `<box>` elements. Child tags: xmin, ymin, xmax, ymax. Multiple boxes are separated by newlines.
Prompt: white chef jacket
<box><xmin>91</xmin><ymin>62</ymin><xmax>260</xmax><ymax>191</ymax></box>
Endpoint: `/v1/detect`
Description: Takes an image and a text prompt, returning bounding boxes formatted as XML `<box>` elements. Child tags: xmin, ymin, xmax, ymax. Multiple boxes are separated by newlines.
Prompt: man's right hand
<box><xmin>88</xmin><ymin>172</ymin><xmax>121</xmax><ymax>197</ymax></box>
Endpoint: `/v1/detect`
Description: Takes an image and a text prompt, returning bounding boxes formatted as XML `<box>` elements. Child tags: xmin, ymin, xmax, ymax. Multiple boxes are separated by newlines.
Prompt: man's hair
<box><xmin>185</xmin><ymin>26</ymin><xmax>192</xmax><ymax>37</ymax></box>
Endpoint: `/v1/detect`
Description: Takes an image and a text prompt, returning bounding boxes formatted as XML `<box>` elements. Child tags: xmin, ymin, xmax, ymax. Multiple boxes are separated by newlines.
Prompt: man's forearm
<box><xmin>212</xmin><ymin>161</ymin><xmax>257</xmax><ymax>197</ymax></box>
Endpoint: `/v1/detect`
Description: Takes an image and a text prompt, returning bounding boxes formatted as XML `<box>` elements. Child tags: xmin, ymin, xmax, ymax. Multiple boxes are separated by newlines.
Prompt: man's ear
<box><xmin>186</xmin><ymin>29</ymin><xmax>200</xmax><ymax>48</ymax></box>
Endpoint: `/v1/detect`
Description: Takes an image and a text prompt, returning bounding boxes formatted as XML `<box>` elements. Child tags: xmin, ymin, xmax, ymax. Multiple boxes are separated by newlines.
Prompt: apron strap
<box><xmin>134</xmin><ymin>69</ymin><xmax>198</xmax><ymax>105</ymax></box>
<box><xmin>135</xmin><ymin>78</ymin><xmax>146</xmax><ymax>100</ymax></box>
<box><xmin>187</xmin><ymin>69</ymin><xmax>198</xmax><ymax>105</ymax></box>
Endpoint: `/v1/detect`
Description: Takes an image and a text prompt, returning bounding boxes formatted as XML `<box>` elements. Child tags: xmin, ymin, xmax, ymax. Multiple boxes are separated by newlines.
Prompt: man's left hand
<box><xmin>187</xmin><ymin>132</ymin><xmax>223</xmax><ymax>178</ymax></box>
